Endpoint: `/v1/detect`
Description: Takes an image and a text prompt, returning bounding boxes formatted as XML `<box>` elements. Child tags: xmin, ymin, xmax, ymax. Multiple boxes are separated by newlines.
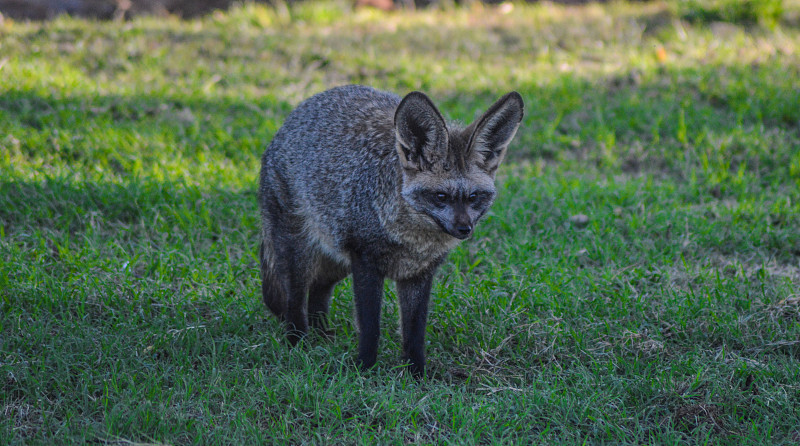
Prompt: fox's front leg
<box><xmin>350</xmin><ymin>254</ymin><xmax>385</xmax><ymax>371</ymax></box>
<box><xmin>397</xmin><ymin>272</ymin><xmax>434</xmax><ymax>378</ymax></box>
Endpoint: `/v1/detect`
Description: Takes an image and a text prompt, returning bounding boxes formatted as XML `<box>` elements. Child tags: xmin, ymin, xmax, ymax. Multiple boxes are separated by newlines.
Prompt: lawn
<box><xmin>1</xmin><ymin>1</ymin><xmax>799</xmax><ymax>443</ymax></box>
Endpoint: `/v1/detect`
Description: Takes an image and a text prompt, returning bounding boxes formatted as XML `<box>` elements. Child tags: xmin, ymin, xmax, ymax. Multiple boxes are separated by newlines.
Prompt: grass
<box><xmin>1</xmin><ymin>0</ymin><xmax>800</xmax><ymax>443</ymax></box>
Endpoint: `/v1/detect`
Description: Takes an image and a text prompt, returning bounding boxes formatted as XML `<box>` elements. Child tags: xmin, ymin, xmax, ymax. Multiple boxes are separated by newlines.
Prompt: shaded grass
<box><xmin>2</xmin><ymin>1</ymin><xmax>800</xmax><ymax>444</ymax></box>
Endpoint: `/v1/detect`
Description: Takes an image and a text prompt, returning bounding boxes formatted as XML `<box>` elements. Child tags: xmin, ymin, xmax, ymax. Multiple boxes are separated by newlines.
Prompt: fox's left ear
<box><xmin>395</xmin><ymin>91</ymin><xmax>449</xmax><ymax>172</ymax></box>
<box><xmin>466</xmin><ymin>92</ymin><xmax>524</xmax><ymax>175</ymax></box>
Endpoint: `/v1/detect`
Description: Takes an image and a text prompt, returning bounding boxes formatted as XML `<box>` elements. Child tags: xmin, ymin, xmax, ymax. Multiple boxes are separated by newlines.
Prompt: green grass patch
<box><xmin>675</xmin><ymin>0</ymin><xmax>785</xmax><ymax>27</ymax></box>
<box><xmin>2</xmin><ymin>1</ymin><xmax>799</xmax><ymax>444</ymax></box>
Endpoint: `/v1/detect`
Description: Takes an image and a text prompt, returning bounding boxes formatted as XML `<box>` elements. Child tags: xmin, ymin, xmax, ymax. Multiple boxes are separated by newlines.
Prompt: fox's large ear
<box><xmin>466</xmin><ymin>92</ymin><xmax>524</xmax><ymax>175</ymax></box>
<box><xmin>394</xmin><ymin>91</ymin><xmax>449</xmax><ymax>171</ymax></box>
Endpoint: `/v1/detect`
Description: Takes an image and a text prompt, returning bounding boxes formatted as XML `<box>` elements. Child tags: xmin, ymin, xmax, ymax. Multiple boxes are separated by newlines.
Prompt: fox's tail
<box><xmin>259</xmin><ymin>236</ymin><xmax>286</xmax><ymax>320</ymax></box>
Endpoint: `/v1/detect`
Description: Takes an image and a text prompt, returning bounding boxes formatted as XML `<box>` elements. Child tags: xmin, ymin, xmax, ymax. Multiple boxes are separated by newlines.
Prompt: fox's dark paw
<box><xmin>286</xmin><ymin>329</ymin><xmax>308</xmax><ymax>347</ymax></box>
<box><xmin>407</xmin><ymin>364</ymin><xmax>425</xmax><ymax>379</ymax></box>
<box><xmin>309</xmin><ymin>315</ymin><xmax>334</xmax><ymax>341</ymax></box>
<box><xmin>357</xmin><ymin>355</ymin><xmax>377</xmax><ymax>372</ymax></box>
<box><xmin>402</xmin><ymin>357</ymin><xmax>426</xmax><ymax>379</ymax></box>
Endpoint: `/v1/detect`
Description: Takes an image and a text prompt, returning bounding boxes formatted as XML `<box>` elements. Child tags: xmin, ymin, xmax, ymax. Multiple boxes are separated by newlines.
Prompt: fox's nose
<box><xmin>456</xmin><ymin>224</ymin><xmax>472</xmax><ymax>237</ymax></box>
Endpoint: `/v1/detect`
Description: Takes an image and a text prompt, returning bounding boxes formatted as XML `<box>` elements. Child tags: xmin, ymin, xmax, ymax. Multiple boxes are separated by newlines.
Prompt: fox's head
<box><xmin>394</xmin><ymin>91</ymin><xmax>524</xmax><ymax>240</ymax></box>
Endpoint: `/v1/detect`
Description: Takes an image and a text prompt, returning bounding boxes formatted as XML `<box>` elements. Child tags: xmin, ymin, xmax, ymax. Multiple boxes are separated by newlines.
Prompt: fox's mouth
<box><xmin>432</xmin><ymin>219</ymin><xmax>472</xmax><ymax>240</ymax></box>
<box><xmin>446</xmin><ymin>226</ymin><xmax>472</xmax><ymax>240</ymax></box>
<box><xmin>447</xmin><ymin>230</ymin><xmax>471</xmax><ymax>240</ymax></box>
<box><xmin>412</xmin><ymin>205</ymin><xmax>473</xmax><ymax>240</ymax></box>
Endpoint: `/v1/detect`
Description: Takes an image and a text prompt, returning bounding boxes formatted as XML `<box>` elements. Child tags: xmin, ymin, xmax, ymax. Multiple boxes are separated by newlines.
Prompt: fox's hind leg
<box><xmin>307</xmin><ymin>280</ymin><xmax>335</xmax><ymax>337</ymax></box>
<box><xmin>307</xmin><ymin>264</ymin><xmax>346</xmax><ymax>338</ymax></box>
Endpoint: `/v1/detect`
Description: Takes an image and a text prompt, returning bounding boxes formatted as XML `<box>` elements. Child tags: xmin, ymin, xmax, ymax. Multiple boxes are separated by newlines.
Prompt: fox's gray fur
<box><xmin>259</xmin><ymin>85</ymin><xmax>523</xmax><ymax>377</ymax></box>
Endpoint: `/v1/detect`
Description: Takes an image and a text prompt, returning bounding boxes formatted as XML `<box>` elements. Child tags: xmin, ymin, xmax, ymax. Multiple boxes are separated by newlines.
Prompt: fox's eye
<box><xmin>468</xmin><ymin>192</ymin><xmax>477</xmax><ymax>203</ymax></box>
<box><xmin>436</xmin><ymin>192</ymin><xmax>448</xmax><ymax>202</ymax></box>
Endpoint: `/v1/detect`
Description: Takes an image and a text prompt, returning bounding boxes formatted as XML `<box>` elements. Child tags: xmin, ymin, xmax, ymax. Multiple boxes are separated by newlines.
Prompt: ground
<box><xmin>1</xmin><ymin>1</ymin><xmax>799</xmax><ymax>444</ymax></box>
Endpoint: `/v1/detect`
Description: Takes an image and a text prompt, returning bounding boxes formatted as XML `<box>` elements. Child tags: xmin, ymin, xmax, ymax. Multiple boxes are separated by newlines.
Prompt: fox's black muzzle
<box><xmin>454</xmin><ymin>224</ymin><xmax>472</xmax><ymax>239</ymax></box>
<box><xmin>442</xmin><ymin>222</ymin><xmax>472</xmax><ymax>240</ymax></box>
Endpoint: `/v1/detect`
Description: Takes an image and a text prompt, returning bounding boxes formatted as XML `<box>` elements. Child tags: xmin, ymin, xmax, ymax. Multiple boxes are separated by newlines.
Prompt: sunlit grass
<box><xmin>1</xmin><ymin>1</ymin><xmax>799</xmax><ymax>444</ymax></box>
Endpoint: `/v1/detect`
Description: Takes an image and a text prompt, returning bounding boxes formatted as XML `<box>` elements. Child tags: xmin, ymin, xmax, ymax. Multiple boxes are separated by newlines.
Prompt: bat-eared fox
<box><xmin>259</xmin><ymin>85</ymin><xmax>523</xmax><ymax>377</ymax></box>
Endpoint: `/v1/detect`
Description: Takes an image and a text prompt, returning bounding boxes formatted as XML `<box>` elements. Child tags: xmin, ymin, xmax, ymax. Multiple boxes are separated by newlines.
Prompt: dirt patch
<box><xmin>671</xmin><ymin>404</ymin><xmax>725</xmax><ymax>433</ymax></box>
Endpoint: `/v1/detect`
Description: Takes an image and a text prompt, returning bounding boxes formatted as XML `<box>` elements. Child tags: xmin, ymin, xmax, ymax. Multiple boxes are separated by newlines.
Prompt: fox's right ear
<box><xmin>394</xmin><ymin>92</ymin><xmax>448</xmax><ymax>171</ymax></box>
<box><xmin>465</xmin><ymin>92</ymin><xmax>524</xmax><ymax>175</ymax></box>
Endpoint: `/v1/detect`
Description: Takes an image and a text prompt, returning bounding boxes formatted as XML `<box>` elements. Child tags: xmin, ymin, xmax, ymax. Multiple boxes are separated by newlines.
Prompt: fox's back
<box><xmin>259</xmin><ymin>86</ymin><xmax>407</xmax><ymax>262</ymax></box>
<box><xmin>262</xmin><ymin>84</ymin><xmax>400</xmax><ymax>175</ymax></box>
